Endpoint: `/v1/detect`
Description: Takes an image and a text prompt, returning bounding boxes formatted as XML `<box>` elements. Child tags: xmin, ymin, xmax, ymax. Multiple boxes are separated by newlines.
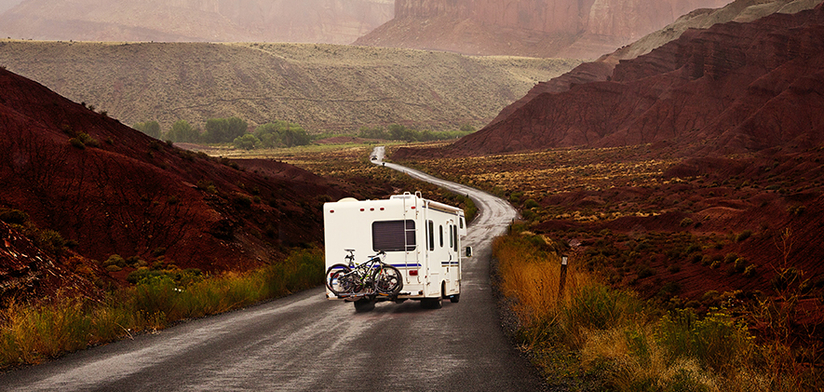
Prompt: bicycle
<box><xmin>326</xmin><ymin>250</ymin><xmax>403</xmax><ymax>297</ymax></box>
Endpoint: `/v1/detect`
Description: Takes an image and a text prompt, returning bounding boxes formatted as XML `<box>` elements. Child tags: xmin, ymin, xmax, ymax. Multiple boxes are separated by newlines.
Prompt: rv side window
<box><xmin>427</xmin><ymin>220</ymin><xmax>434</xmax><ymax>251</ymax></box>
<box><xmin>372</xmin><ymin>220</ymin><xmax>416</xmax><ymax>252</ymax></box>
<box><xmin>449</xmin><ymin>224</ymin><xmax>454</xmax><ymax>250</ymax></box>
<box><xmin>452</xmin><ymin>225</ymin><xmax>458</xmax><ymax>252</ymax></box>
<box><xmin>460</xmin><ymin>217</ymin><xmax>465</xmax><ymax>229</ymax></box>
<box><xmin>439</xmin><ymin>225</ymin><xmax>444</xmax><ymax>248</ymax></box>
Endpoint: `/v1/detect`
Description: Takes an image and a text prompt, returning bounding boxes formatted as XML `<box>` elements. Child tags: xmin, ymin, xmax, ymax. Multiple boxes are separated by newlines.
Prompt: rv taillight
<box><xmin>409</xmin><ymin>270</ymin><xmax>418</xmax><ymax>276</ymax></box>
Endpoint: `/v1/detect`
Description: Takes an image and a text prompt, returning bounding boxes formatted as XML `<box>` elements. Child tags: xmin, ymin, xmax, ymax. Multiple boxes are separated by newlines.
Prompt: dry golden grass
<box><xmin>494</xmin><ymin>227</ymin><xmax>820</xmax><ymax>391</ymax></box>
<box><xmin>0</xmin><ymin>248</ymin><xmax>324</xmax><ymax>368</ymax></box>
<box><xmin>0</xmin><ymin>40</ymin><xmax>581</xmax><ymax>133</ymax></box>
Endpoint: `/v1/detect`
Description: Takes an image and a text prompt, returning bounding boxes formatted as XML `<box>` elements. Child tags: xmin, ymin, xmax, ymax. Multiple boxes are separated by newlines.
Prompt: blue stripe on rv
<box><xmin>391</xmin><ymin>263</ymin><xmax>422</xmax><ymax>268</ymax></box>
<box><xmin>440</xmin><ymin>261</ymin><xmax>460</xmax><ymax>266</ymax></box>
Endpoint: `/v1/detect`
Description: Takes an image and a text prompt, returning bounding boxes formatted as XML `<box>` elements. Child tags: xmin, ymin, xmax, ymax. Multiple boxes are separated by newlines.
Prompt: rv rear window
<box><xmin>373</xmin><ymin>220</ymin><xmax>416</xmax><ymax>252</ymax></box>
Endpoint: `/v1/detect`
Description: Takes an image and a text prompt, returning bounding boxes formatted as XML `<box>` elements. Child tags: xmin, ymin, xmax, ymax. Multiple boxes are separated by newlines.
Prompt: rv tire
<box><xmin>449</xmin><ymin>294</ymin><xmax>460</xmax><ymax>303</ymax></box>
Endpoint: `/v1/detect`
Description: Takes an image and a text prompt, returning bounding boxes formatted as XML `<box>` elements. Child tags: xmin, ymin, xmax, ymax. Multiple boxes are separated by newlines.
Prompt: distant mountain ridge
<box><xmin>355</xmin><ymin>0</ymin><xmax>732</xmax><ymax>59</ymax></box>
<box><xmin>0</xmin><ymin>0</ymin><xmax>393</xmax><ymax>44</ymax></box>
<box><xmin>0</xmin><ymin>41</ymin><xmax>579</xmax><ymax>133</ymax></box>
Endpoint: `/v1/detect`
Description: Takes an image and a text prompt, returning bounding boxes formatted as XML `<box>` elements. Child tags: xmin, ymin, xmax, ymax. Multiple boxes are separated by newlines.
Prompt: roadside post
<box><xmin>558</xmin><ymin>255</ymin><xmax>568</xmax><ymax>301</ymax></box>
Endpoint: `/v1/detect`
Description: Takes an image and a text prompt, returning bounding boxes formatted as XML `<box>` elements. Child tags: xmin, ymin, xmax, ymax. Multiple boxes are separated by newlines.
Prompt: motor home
<box><xmin>323</xmin><ymin>192</ymin><xmax>467</xmax><ymax>310</ymax></box>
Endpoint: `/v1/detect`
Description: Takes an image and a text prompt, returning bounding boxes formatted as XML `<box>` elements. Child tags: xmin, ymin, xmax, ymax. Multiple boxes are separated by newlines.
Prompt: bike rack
<box><xmin>336</xmin><ymin>291</ymin><xmax>411</xmax><ymax>301</ymax></box>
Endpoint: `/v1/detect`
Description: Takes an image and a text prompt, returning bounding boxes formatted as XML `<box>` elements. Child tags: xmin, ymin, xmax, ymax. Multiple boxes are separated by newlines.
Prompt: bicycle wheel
<box><xmin>374</xmin><ymin>265</ymin><xmax>403</xmax><ymax>295</ymax></box>
<box><xmin>326</xmin><ymin>264</ymin><xmax>357</xmax><ymax>295</ymax></box>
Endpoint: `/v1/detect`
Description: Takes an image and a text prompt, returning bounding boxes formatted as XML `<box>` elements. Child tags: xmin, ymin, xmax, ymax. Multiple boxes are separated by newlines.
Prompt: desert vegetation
<box><xmin>392</xmin><ymin>140</ymin><xmax>824</xmax><ymax>390</ymax></box>
<box><xmin>0</xmin><ymin>247</ymin><xmax>323</xmax><ymax>368</ymax></box>
<box><xmin>494</xmin><ymin>226</ymin><xmax>822</xmax><ymax>391</ymax></box>
<box><xmin>133</xmin><ymin>117</ymin><xmax>476</xmax><ymax>150</ymax></box>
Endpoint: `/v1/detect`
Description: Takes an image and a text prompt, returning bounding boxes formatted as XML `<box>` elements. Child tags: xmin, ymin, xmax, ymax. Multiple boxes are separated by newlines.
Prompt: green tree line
<box><xmin>134</xmin><ymin>119</ymin><xmax>477</xmax><ymax>150</ymax></box>
<box><xmin>134</xmin><ymin>117</ymin><xmax>250</xmax><ymax>144</ymax></box>
<box><xmin>358</xmin><ymin>124</ymin><xmax>476</xmax><ymax>142</ymax></box>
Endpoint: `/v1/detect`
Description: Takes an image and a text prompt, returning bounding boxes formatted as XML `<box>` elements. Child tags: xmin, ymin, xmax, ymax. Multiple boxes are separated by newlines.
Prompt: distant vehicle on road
<box><xmin>323</xmin><ymin>192</ymin><xmax>467</xmax><ymax>311</ymax></box>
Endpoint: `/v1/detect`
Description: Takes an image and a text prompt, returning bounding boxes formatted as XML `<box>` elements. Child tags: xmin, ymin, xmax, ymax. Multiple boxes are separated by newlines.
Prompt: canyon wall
<box><xmin>446</xmin><ymin>3</ymin><xmax>824</xmax><ymax>155</ymax></box>
<box><xmin>358</xmin><ymin>0</ymin><xmax>732</xmax><ymax>58</ymax></box>
<box><xmin>0</xmin><ymin>0</ymin><xmax>394</xmax><ymax>44</ymax></box>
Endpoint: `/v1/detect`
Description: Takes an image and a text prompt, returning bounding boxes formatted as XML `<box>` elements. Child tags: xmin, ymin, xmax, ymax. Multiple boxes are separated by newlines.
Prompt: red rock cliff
<box><xmin>0</xmin><ymin>0</ymin><xmax>394</xmax><ymax>44</ymax></box>
<box><xmin>447</xmin><ymin>3</ymin><xmax>824</xmax><ymax>155</ymax></box>
<box><xmin>358</xmin><ymin>0</ymin><xmax>731</xmax><ymax>58</ymax></box>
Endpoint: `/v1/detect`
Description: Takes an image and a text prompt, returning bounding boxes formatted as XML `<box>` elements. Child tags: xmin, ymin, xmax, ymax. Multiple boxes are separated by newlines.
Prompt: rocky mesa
<box><xmin>356</xmin><ymin>0</ymin><xmax>731</xmax><ymax>59</ymax></box>
<box><xmin>0</xmin><ymin>0</ymin><xmax>393</xmax><ymax>44</ymax></box>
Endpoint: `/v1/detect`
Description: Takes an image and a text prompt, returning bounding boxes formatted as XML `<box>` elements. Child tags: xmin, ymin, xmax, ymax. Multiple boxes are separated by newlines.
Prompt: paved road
<box><xmin>0</xmin><ymin>149</ymin><xmax>542</xmax><ymax>392</ymax></box>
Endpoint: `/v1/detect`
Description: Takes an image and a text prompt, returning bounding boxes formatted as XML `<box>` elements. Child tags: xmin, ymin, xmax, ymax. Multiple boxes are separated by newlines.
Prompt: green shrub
<box><xmin>0</xmin><ymin>209</ymin><xmax>29</xmax><ymax>224</ymax></box>
<box><xmin>233</xmin><ymin>134</ymin><xmax>260</xmax><ymax>150</ymax></box>
<box><xmin>735</xmin><ymin>230</ymin><xmax>752</xmax><ymax>242</ymax></box>
<box><xmin>565</xmin><ymin>284</ymin><xmax>642</xmax><ymax>331</ymax></box>
<box><xmin>524</xmin><ymin>199</ymin><xmax>540</xmax><ymax>209</ymax></box>
<box><xmin>233</xmin><ymin>194</ymin><xmax>253</xmax><ymax>208</ymax></box>
<box><xmin>77</xmin><ymin>132</ymin><xmax>99</xmax><ymax>148</ymax></box>
<box><xmin>657</xmin><ymin>308</ymin><xmax>752</xmax><ymax>373</ymax></box>
<box><xmin>37</xmin><ymin>230</ymin><xmax>66</xmax><ymax>256</ymax></box>
<box><xmin>102</xmin><ymin>254</ymin><xmax>126</xmax><ymax>269</ymax></box>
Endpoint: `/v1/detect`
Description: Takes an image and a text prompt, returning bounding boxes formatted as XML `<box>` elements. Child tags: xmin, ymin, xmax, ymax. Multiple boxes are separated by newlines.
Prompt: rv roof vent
<box><xmin>338</xmin><ymin>197</ymin><xmax>358</xmax><ymax>202</ymax></box>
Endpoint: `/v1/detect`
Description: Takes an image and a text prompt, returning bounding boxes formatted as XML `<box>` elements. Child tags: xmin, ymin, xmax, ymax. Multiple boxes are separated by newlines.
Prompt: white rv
<box><xmin>323</xmin><ymin>192</ymin><xmax>467</xmax><ymax>310</ymax></box>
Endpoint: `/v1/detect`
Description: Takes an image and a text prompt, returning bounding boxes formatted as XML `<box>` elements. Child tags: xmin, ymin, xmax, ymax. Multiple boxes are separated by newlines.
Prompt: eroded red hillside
<box><xmin>0</xmin><ymin>67</ymin><xmax>357</xmax><ymax>291</ymax></box>
<box><xmin>438</xmin><ymin>3</ymin><xmax>824</xmax><ymax>156</ymax></box>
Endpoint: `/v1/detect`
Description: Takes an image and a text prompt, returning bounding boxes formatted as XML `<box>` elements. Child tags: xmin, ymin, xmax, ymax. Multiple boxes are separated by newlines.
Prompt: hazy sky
<box><xmin>0</xmin><ymin>0</ymin><xmax>25</xmax><ymax>14</ymax></box>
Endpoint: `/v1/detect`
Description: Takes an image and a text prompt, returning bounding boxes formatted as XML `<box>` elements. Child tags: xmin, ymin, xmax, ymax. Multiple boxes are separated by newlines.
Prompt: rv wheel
<box><xmin>449</xmin><ymin>294</ymin><xmax>460</xmax><ymax>303</ymax></box>
<box><xmin>353</xmin><ymin>298</ymin><xmax>375</xmax><ymax>312</ymax></box>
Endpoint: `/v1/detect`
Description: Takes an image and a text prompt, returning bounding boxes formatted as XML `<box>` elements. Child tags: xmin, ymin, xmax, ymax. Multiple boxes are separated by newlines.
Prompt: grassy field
<box><xmin>0</xmin><ymin>40</ymin><xmax>581</xmax><ymax>133</ymax></box>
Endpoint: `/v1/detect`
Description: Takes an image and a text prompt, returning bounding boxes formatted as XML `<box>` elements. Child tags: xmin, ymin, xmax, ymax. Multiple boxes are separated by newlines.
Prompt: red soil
<box><xmin>0</xmin><ymin>67</ymin><xmax>359</xmax><ymax>296</ymax></box>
